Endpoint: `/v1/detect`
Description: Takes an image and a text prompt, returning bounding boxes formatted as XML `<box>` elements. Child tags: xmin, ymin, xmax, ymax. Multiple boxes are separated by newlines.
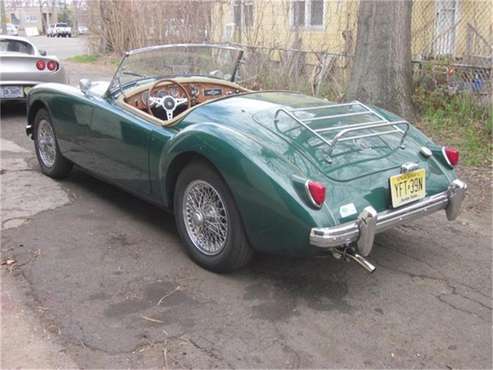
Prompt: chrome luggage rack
<box><xmin>273</xmin><ymin>101</ymin><xmax>410</xmax><ymax>163</ymax></box>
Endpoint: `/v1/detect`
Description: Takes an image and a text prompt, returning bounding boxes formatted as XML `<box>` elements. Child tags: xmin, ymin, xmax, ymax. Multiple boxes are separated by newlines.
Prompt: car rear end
<box><xmin>287</xmin><ymin>101</ymin><xmax>466</xmax><ymax>269</ymax></box>
<box><xmin>0</xmin><ymin>54</ymin><xmax>66</xmax><ymax>101</ymax></box>
<box><xmin>246</xmin><ymin>92</ymin><xmax>467</xmax><ymax>270</ymax></box>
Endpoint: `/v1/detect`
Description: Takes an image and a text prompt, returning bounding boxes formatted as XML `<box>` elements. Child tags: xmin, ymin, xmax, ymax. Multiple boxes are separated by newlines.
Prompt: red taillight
<box><xmin>443</xmin><ymin>146</ymin><xmax>460</xmax><ymax>167</ymax></box>
<box><xmin>47</xmin><ymin>60</ymin><xmax>58</xmax><ymax>71</ymax></box>
<box><xmin>306</xmin><ymin>180</ymin><xmax>326</xmax><ymax>207</ymax></box>
<box><xmin>36</xmin><ymin>60</ymin><xmax>46</xmax><ymax>70</ymax></box>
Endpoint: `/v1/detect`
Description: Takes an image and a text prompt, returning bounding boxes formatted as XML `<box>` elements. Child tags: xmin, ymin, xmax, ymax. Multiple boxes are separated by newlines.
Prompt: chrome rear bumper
<box><xmin>310</xmin><ymin>179</ymin><xmax>467</xmax><ymax>255</ymax></box>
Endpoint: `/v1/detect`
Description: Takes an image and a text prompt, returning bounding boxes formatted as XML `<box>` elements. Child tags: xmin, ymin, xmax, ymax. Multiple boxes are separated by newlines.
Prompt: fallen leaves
<box><xmin>1</xmin><ymin>258</ymin><xmax>16</xmax><ymax>266</ymax></box>
<box><xmin>157</xmin><ymin>286</ymin><xmax>181</xmax><ymax>306</ymax></box>
<box><xmin>140</xmin><ymin>315</ymin><xmax>165</xmax><ymax>324</ymax></box>
<box><xmin>1</xmin><ymin>258</ymin><xmax>16</xmax><ymax>272</ymax></box>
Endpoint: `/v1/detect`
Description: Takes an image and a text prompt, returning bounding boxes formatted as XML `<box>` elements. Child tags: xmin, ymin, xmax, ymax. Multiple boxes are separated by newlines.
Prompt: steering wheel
<box><xmin>147</xmin><ymin>79</ymin><xmax>191</xmax><ymax>121</ymax></box>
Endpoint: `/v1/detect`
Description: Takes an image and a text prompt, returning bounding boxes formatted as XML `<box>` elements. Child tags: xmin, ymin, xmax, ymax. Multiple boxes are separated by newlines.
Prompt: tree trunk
<box><xmin>0</xmin><ymin>0</ymin><xmax>6</xmax><ymax>35</ymax></box>
<box><xmin>346</xmin><ymin>0</ymin><xmax>415</xmax><ymax>121</ymax></box>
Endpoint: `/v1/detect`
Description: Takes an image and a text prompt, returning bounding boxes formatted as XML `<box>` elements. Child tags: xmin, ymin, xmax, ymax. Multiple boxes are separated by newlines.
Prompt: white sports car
<box><xmin>0</xmin><ymin>35</ymin><xmax>66</xmax><ymax>101</ymax></box>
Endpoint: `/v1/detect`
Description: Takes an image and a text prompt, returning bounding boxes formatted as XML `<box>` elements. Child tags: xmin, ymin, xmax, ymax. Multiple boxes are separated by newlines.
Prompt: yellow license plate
<box><xmin>389</xmin><ymin>168</ymin><xmax>426</xmax><ymax>208</ymax></box>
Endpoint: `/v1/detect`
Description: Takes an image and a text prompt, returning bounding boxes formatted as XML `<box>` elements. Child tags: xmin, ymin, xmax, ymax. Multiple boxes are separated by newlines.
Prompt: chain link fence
<box><xmin>87</xmin><ymin>0</ymin><xmax>491</xmax><ymax>104</ymax></box>
<box><xmin>235</xmin><ymin>45</ymin><xmax>351</xmax><ymax>100</ymax></box>
<box><xmin>411</xmin><ymin>0</ymin><xmax>492</xmax><ymax>104</ymax></box>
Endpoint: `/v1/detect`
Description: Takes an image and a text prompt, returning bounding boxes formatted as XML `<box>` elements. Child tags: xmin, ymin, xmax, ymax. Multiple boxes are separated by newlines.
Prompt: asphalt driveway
<box><xmin>1</xmin><ymin>39</ymin><xmax>491</xmax><ymax>369</ymax></box>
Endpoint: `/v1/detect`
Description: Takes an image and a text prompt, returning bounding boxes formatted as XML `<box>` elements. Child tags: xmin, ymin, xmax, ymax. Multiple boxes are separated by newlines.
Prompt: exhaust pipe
<box><xmin>345</xmin><ymin>250</ymin><xmax>376</xmax><ymax>272</ymax></box>
<box><xmin>332</xmin><ymin>246</ymin><xmax>376</xmax><ymax>273</ymax></box>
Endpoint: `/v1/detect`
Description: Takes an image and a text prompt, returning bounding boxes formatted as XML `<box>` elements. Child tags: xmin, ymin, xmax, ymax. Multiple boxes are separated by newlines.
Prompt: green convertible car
<box><xmin>26</xmin><ymin>44</ymin><xmax>467</xmax><ymax>273</ymax></box>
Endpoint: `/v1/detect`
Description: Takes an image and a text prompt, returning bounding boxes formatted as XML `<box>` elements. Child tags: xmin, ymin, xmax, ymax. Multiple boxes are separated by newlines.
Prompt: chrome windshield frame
<box><xmin>106</xmin><ymin>43</ymin><xmax>244</xmax><ymax>97</ymax></box>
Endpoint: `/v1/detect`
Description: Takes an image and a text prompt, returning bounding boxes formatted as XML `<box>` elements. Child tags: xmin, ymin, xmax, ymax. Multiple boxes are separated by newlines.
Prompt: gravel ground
<box><xmin>1</xmin><ymin>38</ymin><xmax>492</xmax><ymax>369</ymax></box>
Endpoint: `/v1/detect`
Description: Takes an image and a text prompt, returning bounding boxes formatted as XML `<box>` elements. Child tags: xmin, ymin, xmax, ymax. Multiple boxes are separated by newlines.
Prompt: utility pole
<box><xmin>0</xmin><ymin>0</ymin><xmax>7</xmax><ymax>35</ymax></box>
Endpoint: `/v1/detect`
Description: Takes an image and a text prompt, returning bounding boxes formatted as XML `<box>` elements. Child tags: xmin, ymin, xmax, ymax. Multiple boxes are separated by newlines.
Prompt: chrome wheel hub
<box><xmin>183</xmin><ymin>180</ymin><xmax>229</xmax><ymax>256</ymax></box>
<box><xmin>37</xmin><ymin>119</ymin><xmax>56</xmax><ymax>168</ymax></box>
<box><xmin>192</xmin><ymin>211</ymin><xmax>204</xmax><ymax>226</ymax></box>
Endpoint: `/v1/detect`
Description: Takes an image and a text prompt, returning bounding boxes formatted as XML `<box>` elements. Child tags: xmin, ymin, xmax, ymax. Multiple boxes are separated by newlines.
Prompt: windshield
<box><xmin>109</xmin><ymin>44</ymin><xmax>244</xmax><ymax>94</ymax></box>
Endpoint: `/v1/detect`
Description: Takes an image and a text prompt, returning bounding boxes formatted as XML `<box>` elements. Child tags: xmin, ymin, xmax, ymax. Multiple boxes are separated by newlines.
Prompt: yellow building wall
<box><xmin>412</xmin><ymin>0</ymin><xmax>492</xmax><ymax>59</ymax></box>
<box><xmin>212</xmin><ymin>0</ymin><xmax>357</xmax><ymax>54</ymax></box>
<box><xmin>411</xmin><ymin>0</ymin><xmax>436</xmax><ymax>58</ymax></box>
<box><xmin>455</xmin><ymin>0</ymin><xmax>492</xmax><ymax>58</ymax></box>
<box><xmin>212</xmin><ymin>0</ymin><xmax>492</xmax><ymax>59</ymax></box>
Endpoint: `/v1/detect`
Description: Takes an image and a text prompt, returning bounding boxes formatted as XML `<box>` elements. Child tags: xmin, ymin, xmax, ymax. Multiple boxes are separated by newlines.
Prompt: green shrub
<box><xmin>414</xmin><ymin>87</ymin><xmax>492</xmax><ymax>167</ymax></box>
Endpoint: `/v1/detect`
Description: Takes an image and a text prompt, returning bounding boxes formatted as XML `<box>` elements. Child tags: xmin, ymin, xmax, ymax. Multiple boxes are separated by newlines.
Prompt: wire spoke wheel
<box><xmin>37</xmin><ymin>119</ymin><xmax>57</xmax><ymax>168</ymax></box>
<box><xmin>183</xmin><ymin>180</ymin><xmax>229</xmax><ymax>256</ymax></box>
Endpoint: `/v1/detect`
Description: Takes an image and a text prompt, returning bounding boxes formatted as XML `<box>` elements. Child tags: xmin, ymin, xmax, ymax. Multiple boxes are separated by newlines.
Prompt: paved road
<box><xmin>28</xmin><ymin>35</ymin><xmax>90</xmax><ymax>59</ymax></box>
<box><xmin>1</xmin><ymin>42</ymin><xmax>492</xmax><ymax>369</ymax></box>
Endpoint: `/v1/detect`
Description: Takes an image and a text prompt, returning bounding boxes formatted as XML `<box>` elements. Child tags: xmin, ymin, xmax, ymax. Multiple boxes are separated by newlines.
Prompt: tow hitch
<box><xmin>332</xmin><ymin>246</ymin><xmax>376</xmax><ymax>273</ymax></box>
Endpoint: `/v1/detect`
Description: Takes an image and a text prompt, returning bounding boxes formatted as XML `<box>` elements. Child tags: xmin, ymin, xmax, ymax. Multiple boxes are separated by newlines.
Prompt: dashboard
<box><xmin>125</xmin><ymin>81</ymin><xmax>246</xmax><ymax>111</ymax></box>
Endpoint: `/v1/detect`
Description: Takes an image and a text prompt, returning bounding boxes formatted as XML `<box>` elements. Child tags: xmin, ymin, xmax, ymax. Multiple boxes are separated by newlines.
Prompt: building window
<box><xmin>25</xmin><ymin>15</ymin><xmax>38</xmax><ymax>23</ymax></box>
<box><xmin>309</xmin><ymin>0</ymin><xmax>323</xmax><ymax>26</ymax></box>
<box><xmin>293</xmin><ymin>1</ymin><xmax>306</xmax><ymax>27</ymax></box>
<box><xmin>244</xmin><ymin>2</ymin><xmax>254</xmax><ymax>28</ymax></box>
<box><xmin>233</xmin><ymin>1</ymin><xmax>242</xmax><ymax>25</ymax></box>
<box><xmin>232</xmin><ymin>0</ymin><xmax>254</xmax><ymax>29</ymax></box>
<box><xmin>291</xmin><ymin>0</ymin><xmax>324</xmax><ymax>29</ymax></box>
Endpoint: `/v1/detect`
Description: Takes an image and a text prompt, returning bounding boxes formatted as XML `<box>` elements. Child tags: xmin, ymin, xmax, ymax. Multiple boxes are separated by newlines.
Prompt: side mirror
<box><xmin>39</xmin><ymin>50</ymin><xmax>47</xmax><ymax>56</ymax></box>
<box><xmin>79</xmin><ymin>79</ymin><xmax>92</xmax><ymax>95</ymax></box>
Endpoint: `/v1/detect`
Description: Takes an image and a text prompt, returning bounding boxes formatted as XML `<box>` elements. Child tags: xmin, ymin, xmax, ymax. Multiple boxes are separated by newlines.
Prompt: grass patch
<box><xmin>414</xmin><ymin>87</ymin><xmax>492</xmax><ymax>167</ymax></box>
<box><xmin>67</xmin><ymin>54</ymin><xmax>100</xmax><ymax>63</ymax></box>
<box><xmin>67</xmin><ymin>53</ymin><xmax>121</xmax><ymax>66</ymax></box>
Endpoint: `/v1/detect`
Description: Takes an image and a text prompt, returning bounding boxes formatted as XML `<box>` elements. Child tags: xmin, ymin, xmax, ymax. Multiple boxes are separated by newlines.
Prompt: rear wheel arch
<box><xmin>165</xmin><ymin>152</ymin><xmax>226</xmax><ymax>211</ymax></box>
<box><xmin>163</xmin><ymin>129</ymin><xmax>261</xmax><ymax>209</ymax></box>
<box><xmin>165</xmin><ymin>152</ymin><xmax>201</xmax><ymax>208</ymax></box>
<box><xmin>28</xmin><ymin>100</ymin><xmax>48</xmax><ymax>128</ymax></box>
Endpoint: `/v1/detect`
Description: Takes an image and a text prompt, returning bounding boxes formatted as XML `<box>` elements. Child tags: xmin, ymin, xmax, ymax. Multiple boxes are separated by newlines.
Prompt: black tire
<box><xmin>174</xmin><ymin>160</ymin><xmax>253</xmax><ymax>272</ymax></box>
<box><xmin>33</xmin><ymin>108</ymin><xmax>73</xmax><ymax>178</ymax></box>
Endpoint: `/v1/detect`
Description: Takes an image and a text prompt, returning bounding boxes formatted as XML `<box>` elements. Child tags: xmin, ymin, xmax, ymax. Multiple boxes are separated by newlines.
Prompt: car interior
<box><xmin>119</xmin><ymin>77</ymin><xmax>249</xmax><ymax>125</ymax></box>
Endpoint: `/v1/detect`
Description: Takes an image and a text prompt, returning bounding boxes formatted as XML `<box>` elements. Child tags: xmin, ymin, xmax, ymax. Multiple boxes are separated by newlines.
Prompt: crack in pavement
<box><xmin>376</xmin><ymin>241</ymin><xmax>491</xmax><ymax>299</ymax></box>
<box><xmin>374</xmin><ymin>262</ymin><xmax>491</xmax><ymax>322</ymax></box>
<box><xmin>188</xmin><ymin>336</ymin><xmax>235</xmax><ymax>368</ymax></box>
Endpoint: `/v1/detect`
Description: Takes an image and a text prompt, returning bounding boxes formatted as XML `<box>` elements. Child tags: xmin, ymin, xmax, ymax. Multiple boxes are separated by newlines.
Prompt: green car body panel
<box><xmin>26</xmin><ymin>83</ymin><xmax>458</xmax><ymax>257</ymax></box>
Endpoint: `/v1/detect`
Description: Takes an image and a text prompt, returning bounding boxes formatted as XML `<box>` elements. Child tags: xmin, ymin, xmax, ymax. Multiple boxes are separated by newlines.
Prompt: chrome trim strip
<box><xmin>420</xmin><ymin>146</ymin><xmax>432</xmax><ymax>158</ymax></box>
<box><xmin>25</xmin><ymin>123</ymin><xmax>33</xmax><ymax>137</ymax></box>
<box><xmin>302</xmin><ymin>111</ymin><xmax>371</xmax><ymax>122</ymax></box>
<box><xmin>310</xmin><ymin>179</ymin><xmax>467</xmax><ymax>249</ymax></box>
<box><xmin>315</xmin><ymin>119</ymin><xmax>387</xmax><ymax>133</ymax></box>
<box><xmin>336</xmin><ymin>128</ymin><xmax>402</xmax><ymax>142</ymax></box>
<box><xmin>290</xmin><ymin>102</ymin><xmax>359</xmax><ymax>112</ymax></box>
<box><xmin>400</xmin><ymin>162</ymin><xmax>420</xmax><ymax>173</ymax></box>
<box><xmin>441</xmin><ymin>146</ymin><xmax>454</xmax><ymax>168</ymax></box>
<box><xmin>304</xmin><ymin>180</ymin><xmax>323</xmax><ymax>209</ymax></box>
<box><xmin>127</xmin><ymin>43</ymin><xmax>244</xmax><ymax>56</ymax></box>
